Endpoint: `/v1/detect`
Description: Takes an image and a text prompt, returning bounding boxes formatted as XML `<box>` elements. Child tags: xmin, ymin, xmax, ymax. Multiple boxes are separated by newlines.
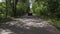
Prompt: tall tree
<box><xmin>12</xmin><ymin>0</ymin><xmax>18</xmax><ymax>17</ymax></box>
<box><xmin>6</xmin><ymin>0</ymin><xmax>8</xmax><ymax>17</ymax></box>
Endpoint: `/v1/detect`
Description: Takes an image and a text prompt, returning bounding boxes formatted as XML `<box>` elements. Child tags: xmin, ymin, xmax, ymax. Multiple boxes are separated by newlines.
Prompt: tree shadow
<box><xmin>0</xmin><ymin>16</ymin><xmax>60</xmax><ymax>34</ymax></box>
<box><xmin>0</xmin><ymin>23</ymin><xmax>59</xmax><ymax>34</ymax></box>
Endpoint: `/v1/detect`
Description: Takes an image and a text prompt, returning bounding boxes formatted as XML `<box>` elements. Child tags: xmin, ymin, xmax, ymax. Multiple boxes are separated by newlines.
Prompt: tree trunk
<box><xmin>12</xmin><ymin>0</ymin><xmax>18</xmax><ymax>17</ymax></box>
<box><xmin>6</xmin><ymin>0</ymin><xmax>8</xmax><ymax>18</ymax></box>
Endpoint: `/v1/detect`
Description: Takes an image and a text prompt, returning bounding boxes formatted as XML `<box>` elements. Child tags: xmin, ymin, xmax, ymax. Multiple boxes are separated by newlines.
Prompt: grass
<box><xmin>42</xmin><ymin>17</ymin><xmax>60</xmax><ymax>30</ymax></box>
<box><xmin>0</xmin><ymin>17</ymin><xmax>13</xmax><ymax>25</ymax></box>
<box><xmin>38</xmin><ymin>15</ymin><xmax>60</xmax><ymax>30</ymax></box>
<box><xmin>48</xmin><ymin>18</ymin><xmax>60</xmax><ymax>30</ymax></box>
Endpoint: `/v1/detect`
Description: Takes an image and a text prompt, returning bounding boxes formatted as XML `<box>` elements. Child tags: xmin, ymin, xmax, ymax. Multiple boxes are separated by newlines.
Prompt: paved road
<box><xmin>0</xmin><ymin>15</ymin><xmax>60</xmax><ymax>34</ymax></box>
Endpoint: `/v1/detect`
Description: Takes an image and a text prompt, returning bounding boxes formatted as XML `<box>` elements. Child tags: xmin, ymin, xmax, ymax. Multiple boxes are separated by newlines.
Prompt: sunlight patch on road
<box><xmin>0</xmin><ymin>29</ymin><xmax>15</xmax><ymax>34</ymax></box>
<box><xmin>23</xmin><ymin>21</ymin><xmax>48</xmax><ymax>28</ymax></box>
<box><xmin>12</xmin><ymin>18</ymin><xmax>49</xmax><ymax>28</ymax></box>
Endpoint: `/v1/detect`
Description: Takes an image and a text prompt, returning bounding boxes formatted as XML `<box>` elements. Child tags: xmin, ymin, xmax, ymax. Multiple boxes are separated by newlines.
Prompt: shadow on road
<box><xmin>0</xmin><ymin>22</ymin><xmax>60</xmax><ymax>34</ymax></box>
<box><xmin>0</xmin><ymin>16</ymin><xmax>60</xmax><ymax>34</ymax></box>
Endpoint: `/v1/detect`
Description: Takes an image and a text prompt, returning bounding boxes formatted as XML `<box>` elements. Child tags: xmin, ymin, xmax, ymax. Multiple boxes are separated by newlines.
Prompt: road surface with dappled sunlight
<box><xmin>0</xmin><ymin>15</ymin><xmax>60</xmax><ymax>34</ymax></box>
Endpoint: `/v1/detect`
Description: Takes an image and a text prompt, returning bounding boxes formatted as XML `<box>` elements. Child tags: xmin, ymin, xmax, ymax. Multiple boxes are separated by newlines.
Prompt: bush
<box><xmin>16</xmin><ymin>3</ymin><xmax>29</xmax><ymax>16</ymax></box>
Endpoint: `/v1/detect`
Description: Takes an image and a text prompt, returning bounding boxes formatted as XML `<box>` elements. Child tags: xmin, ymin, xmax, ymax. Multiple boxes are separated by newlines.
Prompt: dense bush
<box><xmin>33</xmin><ymin>0</ymin><xmax>60</xmax><ymax>18</ymax></box>
<box><xmin>32</xmin><ymin>0</ymin><xmax>60</xmax><ymax>29</ymax></box>
<box><xmin>16</xmin><ymin>2</ymin><xmax>29</xmax><ymax>16</ymax></box>
<box><xmin>32</xmin><ymin>0</ymin><xmax>48</xmax><ymax>17</ymax></box>
<box><xmin>0</xmin><ymin>0</ymin><xmax>29</xmax><ymax>22</ymax></box>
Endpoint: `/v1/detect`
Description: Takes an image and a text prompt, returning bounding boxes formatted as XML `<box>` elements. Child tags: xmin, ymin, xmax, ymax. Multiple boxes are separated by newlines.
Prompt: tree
<box><xmin>12</xmin><ymin>0</ymin><xmax>18</xmax><ymax>17</ymax></box>
<box><xmin>6</xmin><ymin>0</ymin><xmax>8</xmax><ymax>17</ymax></box>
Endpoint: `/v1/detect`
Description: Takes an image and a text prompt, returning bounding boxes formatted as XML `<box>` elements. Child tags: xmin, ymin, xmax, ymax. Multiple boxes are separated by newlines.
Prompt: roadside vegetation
<box><xmin>32</xmin><ymin>0</ymin><xmax>60</xmax><ymax>30</ymax></box>
<box><xmin>0</xmin><ymin>0</ymin><xmax>60</xmax><ymax>30</ymax></box>
<box><xmin>0</xmin><ymin>0</ymin><xmax>29</xmax><ymax>22</ymax></box>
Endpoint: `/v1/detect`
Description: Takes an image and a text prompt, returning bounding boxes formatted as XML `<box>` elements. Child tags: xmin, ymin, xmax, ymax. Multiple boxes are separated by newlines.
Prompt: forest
<box><xmin>0</xmin><ymin>0</ymin><xmax>60</xmax><ymax>30</ymax></box>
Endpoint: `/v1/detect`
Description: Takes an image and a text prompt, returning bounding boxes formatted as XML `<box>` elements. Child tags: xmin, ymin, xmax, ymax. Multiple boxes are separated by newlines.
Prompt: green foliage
<box><xmin>0</xmin><ymin>3</ymin><xmax>6</xmax><ymax>20</ymax></box>
<box><xmin>33</xmin><ymin>0</ymin><xmax>48</xmax><ymax>17</ymax></box>
<box><xmin>0</xmin><ymin>14</ymin><xmax>5</xmax><ymax>19</ymax></box>
<box><xmin>16</xmin><ymin>1</ymin><xmax>29</xmax><ymax>16</ymax></box>
<box><xmin>16</xmin><ymin>3</ymin><xmax>25</xmax><ymax>16</ymax></box>
<box><xmin>0</xmin><ymin>0</ymin><xmax>29</xmax><ymax>22</ymax></box>
<box><xmin>33</xmin><ymin>0</ymin><xmax>60</xmax><ymax>18</ymax></box>
<box><xmin>33</xmin><ymin>0</ymin><xmax>60</xmax><ymax>29</ymax></box>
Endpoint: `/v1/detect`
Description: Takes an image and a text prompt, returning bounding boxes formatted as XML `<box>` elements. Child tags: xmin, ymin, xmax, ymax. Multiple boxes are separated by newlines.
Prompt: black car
<box><xmin>28</xmin><ymin>12</ymin><xmax>32</xmax><ymax>16</ymax></box>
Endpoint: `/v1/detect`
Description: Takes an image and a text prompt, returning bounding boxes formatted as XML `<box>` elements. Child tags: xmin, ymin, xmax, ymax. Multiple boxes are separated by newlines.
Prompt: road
<box><xmin>0</xmin><ymin>15</ymin><xmax>60</xmax><ymax>34</ymax></box>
